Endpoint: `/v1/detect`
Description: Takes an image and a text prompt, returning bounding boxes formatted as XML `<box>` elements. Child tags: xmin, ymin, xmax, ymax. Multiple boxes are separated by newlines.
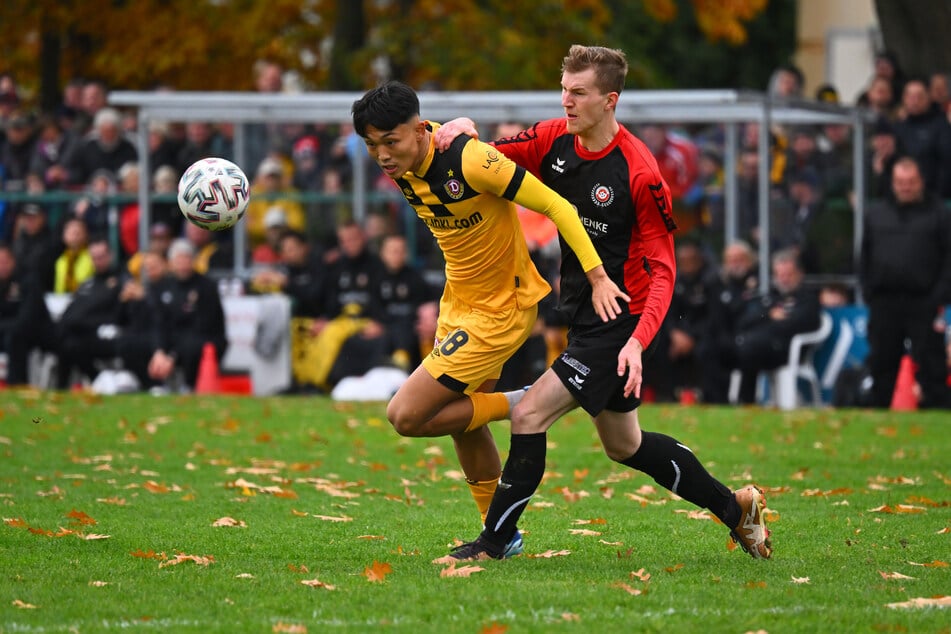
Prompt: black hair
<box><xmin>351</xmin><ymin>81</ymin><xmax>420</xmax><ymax>137</ymax></box>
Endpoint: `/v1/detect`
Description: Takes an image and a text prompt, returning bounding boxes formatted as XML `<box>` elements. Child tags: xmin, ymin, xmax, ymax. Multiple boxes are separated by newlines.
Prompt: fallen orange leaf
<box><xmin>158</xmin><ymin>553</ymin><xmax>214</xmax><ymax>568</ymax></box>
<box><xmin>131</xmin><ymin>549</ymin><xmax>166</xmax><ymax>560</ymax></box>
<box><xmin>908</xmin><ymin>560</ymin><xmax>948</xmax><ymax>568</ymax></box>
<box><xmin>611</xmin><ymin>582</ymin><xmax>644</xmax><ymax>596</ymax></box>
<box><xmin>363</xmin><ymin>560</ymin><xmax>392</xmax><ymax>582</ymax></box>
<box><xmin>879</xmin><ymin>571</ymin><xmax>915</xmax><ymax>580</ymax></box>
<box><xmin>665</xmin><ymin>563</ymin><xmax>684</xmax><ymax>573</ymax></box>
<box><xmin>287</xmin><ymin>564</ymin><xmax>309</xmax><ymax>573</ymax></box>
<box><xmin>439</xmin><ymin>562</ymin><xmax>485</xmax><ymax>577</ymax></box>
<box><xmin>526</xmin><ymin>550</ymin><xmax>571</xmax><ymax>558</ymax></box>
<box><xmin>791</xmin><ymin>576</ymin><xmax>810</xmax><ymax>584</ymax></box>
<box><xmin>81</xmin><ymin>533</ymin><xmax>111</xmax><ymax>540</ymax></box>
<box><xmin>572</xmin><ymin>518</ymin><xmax>607</xmax><ymax>525</ymax></box>
<box><xmin>561</xmin><ymin>613</ymin><xmax>580</xmax><ymax>622</ymax></box>
<box><xmin>4</xmin><ymin>517</ymin><xmax>27</xmax><ymax>528</ymax></box>
<box><xmin>674</xmin><ymin>509</ymin><xmax>714</xmax><ymax>521</ymax></box>
<box><xmin>273</xmin><ymin>622</ymin><xmax>307</xmax><ymax>633</ymax></box>
<box><xmin>569</xmin><ymin>529</ymin><xmax>601</xmax><ymax>536</ymax></box>
<box><xmin>479</xmin><ymin>622</ymin><xmax>508</xmax><ymax>634</ymax></box>
<box><xmin>300</xmin><ymin>578</ymin><xmax>336</xmax><ymax>590</ymax></box>
<box><xmin>143</xmin><ymin>481</ymin><xmax>170</xmax><ymax>494</ymax></box>
<box><xmin>96</xmin><ymin>497</ymin><xmax>127</xmax><ymax>506</ymax></box>
<box><xmin>887</xmin><ymin>596</ymin><xmax>951</xmax><ymax>609</ymax></box>
<box><xmin>66</xmin><ymin>509</ymin><xmax>97</xmax><ymax>525</ymax></box>
<box><xmin>212</xmin><ymin>517</ymin><xmax>247</xmax><ymax>528</ymax></box>
<box><xmin>937</xmin><ymin>527</ymin><xmax>950</xmax><ymax>534</ymax></box>
<box><xmin>313</xmin><ymin>515</ymin><xmax>352</xmax><ymax>522</ymax></box>
<box><xmin>88</xmin><ymin>581</ymin><xmax>110</xmax><ymax>587</ymax></box>
<box><xmin>744</xmin><ymin>580</ymin><xmax>767</xmax><ymax>588</ymax></box>
<box><xmin>357</xmin><ymin>535</ymin><xmax>385</xmax><ymax>540</ymax></box>
<box><xmin>12</xmin><ymin>600</ymin><xmax>37</xmax><ymax>609</ymax></box>
<box><xmin>630</xmin><ymin>568</ymin><xmax>651</xmax><ymax>582</ymax></box>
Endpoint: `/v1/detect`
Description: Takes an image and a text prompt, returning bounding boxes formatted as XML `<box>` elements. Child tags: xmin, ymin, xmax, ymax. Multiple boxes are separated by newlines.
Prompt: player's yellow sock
<box><xmin>467</xmin><ymin>478</ymin><xmax>499</xmax><ymax>523</ymax></box>
<box><xmin>464</xmin><ymin>392</ymin><xmax>509</xmax><ymax>432</ymax></box>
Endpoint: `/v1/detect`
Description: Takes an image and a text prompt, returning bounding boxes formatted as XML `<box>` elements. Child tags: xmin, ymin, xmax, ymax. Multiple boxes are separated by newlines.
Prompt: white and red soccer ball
<box><xmin>177</xmin><ymin>157</ymin><xmax>250</xmax><ymax>231</ymax></box>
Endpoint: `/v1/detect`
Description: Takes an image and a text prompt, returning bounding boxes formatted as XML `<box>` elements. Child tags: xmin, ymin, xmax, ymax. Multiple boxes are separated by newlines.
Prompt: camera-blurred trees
<box><xmin>0</xmin><ymin>0</ymin><xmax>781</xmax><ymax>106</ymax></box>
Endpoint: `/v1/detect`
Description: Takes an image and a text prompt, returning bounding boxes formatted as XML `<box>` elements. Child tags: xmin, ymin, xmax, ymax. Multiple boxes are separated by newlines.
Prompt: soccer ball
<box><xmin>177</xmin><ymin>157</ymin><xmax>250</xmax><ymax>231</ymax></box>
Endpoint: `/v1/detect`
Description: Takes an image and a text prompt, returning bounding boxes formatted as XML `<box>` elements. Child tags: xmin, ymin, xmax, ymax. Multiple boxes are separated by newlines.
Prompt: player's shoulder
<box><xmin>617</xmin><ymin>124</ymin><xmax>665</xmax><ymax>178</ymax></box>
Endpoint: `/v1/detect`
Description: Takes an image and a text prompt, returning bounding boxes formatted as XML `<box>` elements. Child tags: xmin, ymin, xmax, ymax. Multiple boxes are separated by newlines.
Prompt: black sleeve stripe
<box><xmin>502</xmin><ymin>165</ymin><xmax>527</xmax><ymax>201</ymax></box>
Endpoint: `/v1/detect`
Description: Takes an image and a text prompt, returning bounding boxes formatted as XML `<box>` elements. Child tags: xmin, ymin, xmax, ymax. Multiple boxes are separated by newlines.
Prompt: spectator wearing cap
<box><xmin>12</xmin><ymin>203</ymin><xmax>56</xmax><ymax>292</ymax></box>
<box><xmin>61</xmin><ymin>107</ymin><xmax>137</xmax><ymax>186</ymax></box>
<box><xmin>243</xmin><ymin>156</ymin><xmax>305</xmax><ymax>248</ymax></box>
<box><xmin>1</xmin><ymin>111</ymin><xmax>37</xmax><ymax>196</ymax></box>
<box><xmin>147</xmin><ymin>237</ymin><xmax>228</xmax><ymax>391</ymax></box>
<box><xmin>252</xmin><ymin>207</ymin><xmax>288</xmax><ymax>265</ymax></box>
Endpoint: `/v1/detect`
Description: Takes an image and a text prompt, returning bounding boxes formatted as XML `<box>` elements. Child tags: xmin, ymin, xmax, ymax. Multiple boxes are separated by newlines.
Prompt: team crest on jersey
<box><xmin>590</xmin><ymin>183</ymin><xmax>614</xmax><ymax>208</ymax></box>
<box><xmin>444</xmin><ymin>178</ymin><xmax>464</xmax><ymax>200</ymax></box>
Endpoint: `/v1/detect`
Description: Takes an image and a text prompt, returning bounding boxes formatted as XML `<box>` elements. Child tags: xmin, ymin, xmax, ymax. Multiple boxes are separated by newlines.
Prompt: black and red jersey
<box><xmin>492</xmin><ymin>119</ymin><xmax>677</xmax><ymax>347</ymax></box>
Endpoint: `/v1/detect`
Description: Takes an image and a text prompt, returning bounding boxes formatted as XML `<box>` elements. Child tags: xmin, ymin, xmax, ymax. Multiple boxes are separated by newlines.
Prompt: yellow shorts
<box><xmin>422</xmin><ymin>296</ymin><xmax>538</xmax><ymax>394</ymax></box>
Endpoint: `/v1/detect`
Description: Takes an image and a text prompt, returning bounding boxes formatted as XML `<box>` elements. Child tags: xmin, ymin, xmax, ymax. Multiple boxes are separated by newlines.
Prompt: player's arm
<box><xmin>463</xmin><ymin>140</ymin><xmax>629</xmax><ymax>321</ymax></box>
<box><xmin>434</xmin><ymin>118</ymin><xmax>479</xmax><ymax>151</ymax></box>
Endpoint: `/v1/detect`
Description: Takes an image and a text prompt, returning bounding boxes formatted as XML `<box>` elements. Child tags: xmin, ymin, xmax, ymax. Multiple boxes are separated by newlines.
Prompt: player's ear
<box><xmin>605</xmin><ymin>92</ymin><xmax>619</xmax><ymax>111</ymax></box>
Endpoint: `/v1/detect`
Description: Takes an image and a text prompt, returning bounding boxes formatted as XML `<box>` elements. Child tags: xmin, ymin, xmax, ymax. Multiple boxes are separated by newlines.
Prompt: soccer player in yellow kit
<box><xmin>352</xmin><ymin>81</ymin><xmax>628</xmax><ymax>555</ymax></box>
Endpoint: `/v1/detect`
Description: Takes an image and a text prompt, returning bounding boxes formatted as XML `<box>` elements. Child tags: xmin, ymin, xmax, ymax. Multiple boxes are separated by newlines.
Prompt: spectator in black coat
<box><xmin>861</xmin><ymin>157</ymin><xmax>951</xmax><ymax>409</ymax></box>
<box><xmin>699</xmin><ymin>240</ymin><xmax>760</xmax><ymax>404</ymax></box>
<box><xmin>892</xmin><ymin>78</ymin><xmax>951</xmax><ymax>197</ymax></box>
<box><xmin>54</xmin><ymin>236</ymin><xmax>124</xmax><ymax>388</ymax></box>
<box><xmin>0</xmin><ymin>243</ymin><xmax>55</xmax><ymax>385</ymax></box>
<box><xmin>731</xmin><ymin>248</ymin><xmax>821</xmax><ymax>404</ymax></box>
<box><xmin>62</xmin><ymin>107</ymin><xmax>137</xmax><ymax>187</ymax></box>
<box><xmin>147</xmin><ymin>238</ymin><xmax>228</xmax><ymax>390</ymax></box>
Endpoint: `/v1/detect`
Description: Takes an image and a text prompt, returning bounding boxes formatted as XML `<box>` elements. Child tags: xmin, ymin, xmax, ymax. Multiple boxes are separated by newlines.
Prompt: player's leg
<box><xmin>596</xmin><ymin>409</ymin><xmax>772</xmax><ymax>559</ymax></box>
<box><xmin>434</xmin><ymin>369</ymin><xmax>577</xmax><ymax>561</ymax></box>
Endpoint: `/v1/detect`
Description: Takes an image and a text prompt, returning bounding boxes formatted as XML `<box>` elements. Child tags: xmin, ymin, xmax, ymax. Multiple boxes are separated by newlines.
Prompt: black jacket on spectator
<box><xmin>58</xmin><ymin>268</ymin><xmax>123</xmax><ymax>337</ymax></box>
<box><xmin>284</xmin><ymin>253</ymin><xmax>327</xmax><ymax>318</ymax></box>
<box><xmin>0</xmin><ymin>268</ymin><xmax>54</xmax><ymax>384</ymax></box>
<box><xmin>152</xmin><ymin>272</ymin><xmax>227</xmax><ymax>355</ymax></box>
<box><xmin>323</xmin><ymin>249</ymin><xmax>386</xmax><ymax>321</ymax></box>
<box><xmin>860</xmin><ymin>192</ymin><xmax>951</xmax><ymax>307</ymax></box>
<box><xmin>893</xmin><ymin>111</ymin><xmax>951</xmax><ymax>197</ymax></box>
<box><xmin>62</xmin><ymin>136</ymin><xmax>137</xmax><ymax>186</ymax></box>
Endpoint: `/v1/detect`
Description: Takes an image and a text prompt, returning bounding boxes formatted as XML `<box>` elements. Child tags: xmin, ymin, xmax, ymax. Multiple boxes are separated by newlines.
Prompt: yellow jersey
<box><xmin>395</xmin><ymin>122</ymin><xmax>602</xmax><ymax>312</ymax></box>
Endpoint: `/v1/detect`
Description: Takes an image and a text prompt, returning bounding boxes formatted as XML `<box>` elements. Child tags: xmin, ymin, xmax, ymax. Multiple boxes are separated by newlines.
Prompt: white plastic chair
<box><xmin>767</xmin><ymin>311</ymin><xmax>833</xmax><ymax>410</ymax></box>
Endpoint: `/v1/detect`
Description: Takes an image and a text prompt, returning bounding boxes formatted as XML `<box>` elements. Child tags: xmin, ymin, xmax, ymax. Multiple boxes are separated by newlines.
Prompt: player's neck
<box><xmin>410</xmin><ymin>130</ymin><xmax>432</xmax><ymax>174</ymax></box>
<box><xmin>577</xmin><ymin>118</ymin><xmax>620</xmax><ymax>153</ymax></box>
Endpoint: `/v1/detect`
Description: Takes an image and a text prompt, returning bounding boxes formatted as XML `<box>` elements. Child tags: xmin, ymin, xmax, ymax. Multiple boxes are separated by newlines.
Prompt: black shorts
<box><xmin>552</xmin><ymin>314</ymin><xmax>645</xmax><ymax>416</ymax></box>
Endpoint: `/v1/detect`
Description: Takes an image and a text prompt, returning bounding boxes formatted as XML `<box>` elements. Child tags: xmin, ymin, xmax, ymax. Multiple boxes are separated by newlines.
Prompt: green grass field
<box><xmin>0</xmin><ymin>390</ymin><xmax>948</xmax><ymax>633</ymax></box>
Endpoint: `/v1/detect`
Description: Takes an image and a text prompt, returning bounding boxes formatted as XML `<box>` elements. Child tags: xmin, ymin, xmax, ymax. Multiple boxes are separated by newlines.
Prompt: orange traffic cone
<box><xmin>195</xmin><ymin>343</ymin><xmax>221</xmax><ymax>394</ymax></box>
<box><xmin>890</xmin><ymin>354</ymin><xmax>918</xmax><ymax>411</ymax></box>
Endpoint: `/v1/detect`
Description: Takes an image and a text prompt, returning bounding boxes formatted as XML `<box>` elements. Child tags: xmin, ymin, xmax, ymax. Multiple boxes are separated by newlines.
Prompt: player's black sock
<box><xmin>481</xmin><ymin>432</ymin><xmax>547</xmax><ymax>549</ymax></box>
<box><xmin>619</xmin><ymin>431</ymin><xmax>738</xmax><ymax>526</ymax></box>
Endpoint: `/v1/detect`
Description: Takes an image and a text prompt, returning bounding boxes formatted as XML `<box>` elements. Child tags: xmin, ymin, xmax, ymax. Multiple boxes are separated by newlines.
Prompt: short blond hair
<box><xmin>562</xmin><ymin>45</ymin><xmax>628</xmax><ymax>95</ymax></box>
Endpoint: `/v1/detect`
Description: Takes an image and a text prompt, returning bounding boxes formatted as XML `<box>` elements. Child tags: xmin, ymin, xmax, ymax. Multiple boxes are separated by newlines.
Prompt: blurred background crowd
<box><xmin>1</xmin><ymin>49</ymin><xmax>950</xmax><ymax>406</ymax></box>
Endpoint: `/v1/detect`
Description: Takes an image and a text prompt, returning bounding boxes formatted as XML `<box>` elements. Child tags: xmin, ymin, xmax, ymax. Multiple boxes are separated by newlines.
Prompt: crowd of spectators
<box><xmin>1</xmin><ymin>55</ymin><xmax>950</xmax><ymax>406</ymax></box>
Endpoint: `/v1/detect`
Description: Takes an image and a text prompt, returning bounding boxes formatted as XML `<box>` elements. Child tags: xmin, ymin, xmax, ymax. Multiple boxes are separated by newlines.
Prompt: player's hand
<box><xmin>434</xmin><ymin>118</ymin><xmax>479</xmax><ymax>152</ymax></box>
<box><xmin>617</xmin><ymin>337</ymin><xmax>644</xmax><ymax>398</ymax></box>
<box><xmin>586</xmin><ymin>265</ymin><xmax>630</xmax><ymax>322</ymax></box>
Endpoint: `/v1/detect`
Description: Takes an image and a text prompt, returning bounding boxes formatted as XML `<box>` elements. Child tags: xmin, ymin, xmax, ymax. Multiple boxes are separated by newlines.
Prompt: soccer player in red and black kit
<box><xmin>434</xmin><ymin>45</ymin><xmax>772</xmax><ymax>561</ymax></box>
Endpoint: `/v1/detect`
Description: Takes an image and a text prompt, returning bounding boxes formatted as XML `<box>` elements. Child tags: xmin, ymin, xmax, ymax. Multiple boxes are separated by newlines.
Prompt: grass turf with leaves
<box><xmin>0</xmin><ymin>390</ymin><xmax>948</xmax><ymax>633</ymax></box>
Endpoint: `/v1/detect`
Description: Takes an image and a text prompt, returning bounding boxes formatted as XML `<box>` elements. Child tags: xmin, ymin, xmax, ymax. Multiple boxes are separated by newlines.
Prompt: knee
<box><xmin>385</xmin><ymin>402</ymin><xmax>423</xmax><ymax>437</ymax></box>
